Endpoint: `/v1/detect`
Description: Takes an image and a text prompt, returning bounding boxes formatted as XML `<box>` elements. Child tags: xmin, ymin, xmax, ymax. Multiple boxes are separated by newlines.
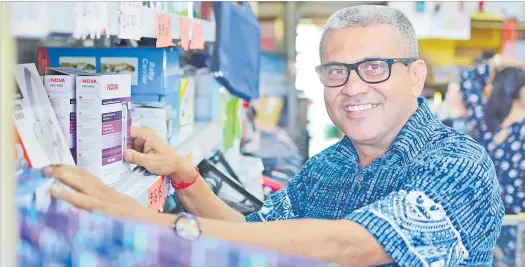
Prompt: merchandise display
<box><xmin>43</xmin><ymin>67</ymin><xmax>87</xmax><ymax>163</ymax></box>
<box><xmin>75</xmin><ymin>72</ymin><xmax>132</xmax><ymax>185</ymax></box>
<box><xmin>133</xmin><ymin>103</ymin><xmax>173</xmax><ymax>142</ymax></box>
<box><xmin>13</xmin><ymin>64</ymin><xmax>76</xmax><ymax>169</ymax></box>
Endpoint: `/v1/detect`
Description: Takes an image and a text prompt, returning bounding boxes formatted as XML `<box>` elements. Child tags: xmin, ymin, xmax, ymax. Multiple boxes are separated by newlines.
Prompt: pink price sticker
<box><xmin>156</xmin><ymin>13</ymin><xmax>174</xmax><ymax>47</ymax></box>
<box><xmin>190</xmin><ymin>20</ymin><xmax>205</xmax><ymax>50</ymax></box>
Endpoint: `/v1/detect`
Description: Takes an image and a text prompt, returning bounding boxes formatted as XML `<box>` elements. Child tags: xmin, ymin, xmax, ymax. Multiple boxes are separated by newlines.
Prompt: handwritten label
<box><xmin>156</xmin><ymin>13</ymin><xmax>174</xmax><ymax>47</ymax></box>
<box><xmin>190</xmin><ymin>20</ymin><xmax>205</xmax><ymax>50</ymax></box>
<box><xmin>118</xmin><ymin>2</ymin><xmax>142</xmax><ymax>40</ymax></box>
<box><xmin>10</xmin><ymin>2</ymin><xmax>50</xmax><ymax>38</ymax></box>
<box><xmin>148</xmin><ymin>176</ymin><xmax>166</xmax><ymax>212</ymax></box>
<box><xmin>73</xmin><ymin>2</ymin><xmax>110</xmax><ymax>40</ymax></box>
<box><xmin>178</xmin><ymin>17</ymin><xmax>191</xmax><ymax>50</ymax></box>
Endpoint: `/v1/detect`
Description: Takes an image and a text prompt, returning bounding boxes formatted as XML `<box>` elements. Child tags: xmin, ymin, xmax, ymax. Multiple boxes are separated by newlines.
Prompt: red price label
<box><xmin>190</xmin><ymin>20</ymin><xmax>205</xmax><ymax>50</ymax></box>
<box><xmin>156</xmin><ymin>13</ymin><xmax>174</xmax><ymax>47</ymax></box>
<box><xmin>178</xmin><ymin>17</ymin><xmax>191</xmax><ymax>50</ymax></box>
<box><xmin>148</xmin><ymin>176</ymin><xmax>166</xmax><ymax>212</ymax></box>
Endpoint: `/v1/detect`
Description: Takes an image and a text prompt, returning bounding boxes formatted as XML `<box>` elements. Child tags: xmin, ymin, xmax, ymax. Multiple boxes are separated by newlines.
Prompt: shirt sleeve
<box><xmin>245</xmin><ymin>159</ymin><xmax>313</xmax><ymax>222</ymax></box>
<box><xmin>345</xmin><ymin>152</ymin><xmax>504</xmax><ymax>266</ymax></box>
<box><xmin>459</xmin><ymin>63</ymin><xmax>491</xmax><ymax>142</ymax></box>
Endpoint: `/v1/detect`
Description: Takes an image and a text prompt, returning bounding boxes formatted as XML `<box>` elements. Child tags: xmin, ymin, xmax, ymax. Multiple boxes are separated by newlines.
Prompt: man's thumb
<box><xmin>125</xmin><ymin>149</ymin><xmax>150</xmax><ymax>166</ymax></box>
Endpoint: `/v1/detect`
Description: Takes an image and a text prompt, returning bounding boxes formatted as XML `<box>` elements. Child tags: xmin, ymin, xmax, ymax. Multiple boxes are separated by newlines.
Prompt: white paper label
<box><xmin>118</xmin><ymin>2</ymin><xmax>143</xmax><ymax>40</ymax></box>
<box><xmin>73</xmin><ymin>2</ymin><xmax>110</xmax><ymax>40</ymax></box>
<box><xmin>10</xmin><ymin>2</ymin><xmax>50</xmax><ymax>38</ymax></box>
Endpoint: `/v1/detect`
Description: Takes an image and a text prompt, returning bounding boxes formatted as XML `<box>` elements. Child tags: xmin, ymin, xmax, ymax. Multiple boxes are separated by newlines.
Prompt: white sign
<box><xmin>431</xmin><ymin>12</ymin><xmax>471</xmax><ymax>40</ymax></box>
<box><xmin>73</xmin><ymin>2</ymin><xmax>110</xmax><ymax>40</ymax></box>
<box><xmin>118</xmin><ymin>2</ymin><xmax>143</xmax><ymax>40</ymax></box>
<box><xmin>10</xmin><ymin>2</ymin><xmax>50</xmax><ymax>38</ymax></box>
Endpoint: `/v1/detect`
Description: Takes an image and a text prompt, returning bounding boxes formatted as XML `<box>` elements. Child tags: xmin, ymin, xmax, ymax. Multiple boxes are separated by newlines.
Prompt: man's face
<box><xmin>321</xmin><ymin>25</ymin><xmax>426</xmax><ymax>146</ymax></box>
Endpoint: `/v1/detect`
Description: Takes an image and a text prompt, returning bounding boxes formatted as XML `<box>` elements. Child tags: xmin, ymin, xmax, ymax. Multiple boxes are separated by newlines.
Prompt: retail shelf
<box><xmin>111</xmin><ymin>120</ymin><xmax>223</xmax><ymax>206</ymax></box>
<box><xmin>11</xmin><ymin>2</ymin><xmax>216</xmax><ymax>42</ymax></box>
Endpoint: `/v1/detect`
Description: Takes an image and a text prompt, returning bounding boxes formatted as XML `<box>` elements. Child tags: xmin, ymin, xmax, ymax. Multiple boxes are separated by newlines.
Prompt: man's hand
<box><xmin>125</xmin><ymin>126</ymin><xmax>196</xmax><ymax>182</ymax></box>
<box><xmin>45</xmin><ymin>165</ymin><xmax>164</xmax><ymax>225</ymax></box>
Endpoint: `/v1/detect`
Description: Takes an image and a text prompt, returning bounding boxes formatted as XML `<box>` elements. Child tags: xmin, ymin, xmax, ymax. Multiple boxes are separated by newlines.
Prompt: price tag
<box><xmin>178</xmin><ymin>17</ymin><xmax>191</xmax><ymax>50</ymax></box>
<box><xmin>118</xmin><ymin>2</ymin><xmax>142</xmax><ymax>40</ymax></box>
<box><xmin>73</xmin><ymin>2</ymin><xmax>110</xmax><ymax>40</ymax></box>
<box><xmin>148</xmin><ymin>176</ymin><xmax>166</xmax><ymax>212</ymax></box>
<box><xmin>10</xmin><ymin>2</ymin><xmax>50</xmax><ymax>38</ymax></box>
<box><xmin>190</xmin><ymin>20</ymin><xmax>205</xmax><ymax>50</ymax></box>
<box><xmin>156</xmin><ymin>13</ymin><xmax>174</xmax><ymax>47</ymax></box>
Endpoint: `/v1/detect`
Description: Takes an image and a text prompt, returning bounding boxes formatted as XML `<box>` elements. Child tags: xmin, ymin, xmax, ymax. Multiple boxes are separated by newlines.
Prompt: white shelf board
<box><xmin>112</xmin><ymin>120</ymin><xmax>223</xmax><ymax>206</ymax></box>
<box><xmin>12</xmin><ymin>2</ymin><xmax>215</xmax><ymax>42</ymax></box>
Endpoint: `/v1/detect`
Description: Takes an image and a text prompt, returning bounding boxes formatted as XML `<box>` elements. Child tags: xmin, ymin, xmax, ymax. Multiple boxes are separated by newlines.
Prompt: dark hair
<box><xmin>484</xmin><ymin>67</ymin><xmax>525</xmax><ymax>132</ymax></box>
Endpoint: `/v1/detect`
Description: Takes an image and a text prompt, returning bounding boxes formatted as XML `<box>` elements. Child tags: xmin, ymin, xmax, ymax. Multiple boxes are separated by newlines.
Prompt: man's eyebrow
<box><xmin>321</xmin><ymin>57</ymin><xmax>384</xmax><ymax>65</ymax></box>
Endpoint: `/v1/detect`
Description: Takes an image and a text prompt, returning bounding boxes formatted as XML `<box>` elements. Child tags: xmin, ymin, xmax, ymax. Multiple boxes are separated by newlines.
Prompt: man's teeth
<box><xmin>345</xmin><ymin>104</ymin><xmax>378</xmax><ymax>112</ymax></box>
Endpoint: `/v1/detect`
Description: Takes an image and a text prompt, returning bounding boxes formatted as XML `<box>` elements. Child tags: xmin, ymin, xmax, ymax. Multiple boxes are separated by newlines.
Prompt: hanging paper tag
<box><xmin>118</xmin><ymin>2</ymin><xmax>142</xmax><ymax>40</ymax></box>
<box><xmin>73</xmin><ymin>2</ymin><xmax>109</xmax><ymax>40</ymax></box>
<box><xmin>10</xmin><ymin>2</ymin><xmax>51</xmax><ymax>38</ymax></box>
<box><xmin>156</xmin><ymin>13</ymin><xmax>174</xmax><ymax>47</ymax></box>
<box><xmin>178</xmin><ymin>17</ymin><xmax>191</xmax><ymax>50</ymax></box>
<box><xmin>148</xmin><ymin>176</ymin><xmax>166</xmax><ymax>212</ymax></box>
<box><xmin>190</xmin><ymin>20</ymin><xmax>205</xmax><ymax>50</ymax></box>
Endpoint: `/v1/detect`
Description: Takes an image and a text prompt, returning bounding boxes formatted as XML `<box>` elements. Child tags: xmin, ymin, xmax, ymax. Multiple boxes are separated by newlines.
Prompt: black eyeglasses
<box><xmin>315</xmin><ymin>58</ymin><xmax>418</xmax><ymax>87</ymax></box>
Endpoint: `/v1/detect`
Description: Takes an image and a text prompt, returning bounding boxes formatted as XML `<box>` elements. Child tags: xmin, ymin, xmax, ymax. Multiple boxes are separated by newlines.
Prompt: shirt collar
<box><xmin>337</xmin><ymin>97</ymin><xmax>438</xmax><ymax>166</ymax></box>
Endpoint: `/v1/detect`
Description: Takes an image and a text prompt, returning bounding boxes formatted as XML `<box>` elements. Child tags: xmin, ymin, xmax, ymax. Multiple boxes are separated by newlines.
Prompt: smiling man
<box><xmin>46</xmin><ymin>5</ymin><xmax>504</xmax><ymax>267</ymax></box>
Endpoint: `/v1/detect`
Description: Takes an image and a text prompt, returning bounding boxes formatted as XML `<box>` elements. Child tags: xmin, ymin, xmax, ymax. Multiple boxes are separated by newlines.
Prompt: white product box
<box><xmin>13</xmin><ymin>64</ymin><xmax>76</xmax><ymax>168</ymax></box>
<box><xmin>44</xmin><ymin>67</ymin><xmax>89</xmax><ymax>163</ymax></box>
<box><xmin>134</xmin><ymin>103</ymin><xmax>173</xmax><ymax>142</ymax></box>
<box><xmin>179</xmin><ymin>76</ymin><xmax>195</xmax><ymax>126</ymax></box>
<box><xmin>76</xmin><ymin>73</ymin><xmax>132</xmax><ymax>185</ymax></box>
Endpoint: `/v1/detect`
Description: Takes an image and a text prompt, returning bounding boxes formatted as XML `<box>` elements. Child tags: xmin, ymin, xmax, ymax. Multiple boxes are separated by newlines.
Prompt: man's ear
<box><xmin>409</xmin><ymin>59</ymin><xmax>428</xmax><ymax>97</ymax></box>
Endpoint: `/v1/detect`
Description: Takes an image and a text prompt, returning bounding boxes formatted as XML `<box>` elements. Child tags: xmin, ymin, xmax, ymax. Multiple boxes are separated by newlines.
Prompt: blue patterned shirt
<box><xmin>246</xmin><ymin>97</ymin><xmax>505</xmax><ymax>267</ymax></box>
<box><xmin>460</xmin><ymin>63</ymin><xmax>525</xmax><ymax>214</ymax></box>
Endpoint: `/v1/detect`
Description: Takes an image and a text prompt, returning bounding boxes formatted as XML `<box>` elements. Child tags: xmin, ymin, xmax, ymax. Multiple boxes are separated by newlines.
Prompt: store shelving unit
<box><xmin>9</xmin><ymin>2</ymin><xmax>221</xmax><ymax>208</ymax></box>
<box><xmin>11</xmin><ymin>2</ymin><xmax>216</xmax><ymax>42</ymax></box>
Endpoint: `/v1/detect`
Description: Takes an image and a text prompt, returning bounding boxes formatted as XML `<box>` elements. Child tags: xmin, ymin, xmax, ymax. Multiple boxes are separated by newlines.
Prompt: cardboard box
<box><xmin>37</xmin><ymin>47</ymin><xmax>181</xmax><ymax>95</ymax></box>
<box><xmin>13</xmin><ymin>64</ymin><xmax>76</xmax><ymax>168</ymax></box>
<box><xmin>134</xmin><ymin>103</ymin><xmax>173</xmax><ymax>142</ymax></box>
<box><xmin>43</xmin><ymin>67</ymin><xmax>89</xmax><ymax>163</ymax></box>
<box><xmin>76</xmin><ymin>73</ymin><xmax>131</xmax><ymax>185</ymax></box>
<box><xmin>131</xmin><ymin>92</ymin><xmax>179</xmax><ymax>126</ymax></box>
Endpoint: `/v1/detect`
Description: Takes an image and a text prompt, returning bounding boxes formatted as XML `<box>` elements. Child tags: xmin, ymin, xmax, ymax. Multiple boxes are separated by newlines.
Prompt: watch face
<box><xmin>175</xmin><ymin>214</ymin><xmax>201</xmax><ymax>241</ymax></box>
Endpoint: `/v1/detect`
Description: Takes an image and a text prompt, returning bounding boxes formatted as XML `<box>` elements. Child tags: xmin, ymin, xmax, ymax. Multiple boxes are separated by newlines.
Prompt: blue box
<box><xmin>37</xmin><ymin>47</ymin><xmax>182</xmax><ymax>95</ymax></box>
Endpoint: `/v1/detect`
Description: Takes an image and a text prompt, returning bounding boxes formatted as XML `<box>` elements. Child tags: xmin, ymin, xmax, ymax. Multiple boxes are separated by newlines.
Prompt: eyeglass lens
<box><xmin>318</xmin><ymin>60</ymin><xmax>391</xmax><ymax>87</ymax></box>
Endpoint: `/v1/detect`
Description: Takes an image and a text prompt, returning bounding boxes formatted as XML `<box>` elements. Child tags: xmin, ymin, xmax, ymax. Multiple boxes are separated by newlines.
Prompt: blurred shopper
<box><xmin>459</xmin><ymin>55</ymin><xmax>525</xmax><ymax>214</ymax></box>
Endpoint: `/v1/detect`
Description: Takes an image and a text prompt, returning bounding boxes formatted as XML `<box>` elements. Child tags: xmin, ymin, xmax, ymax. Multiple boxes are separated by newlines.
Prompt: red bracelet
<box><xmin>171</xmin><ymin>167</ymin><xmax>200</xmax><ymax>190</ymax></box>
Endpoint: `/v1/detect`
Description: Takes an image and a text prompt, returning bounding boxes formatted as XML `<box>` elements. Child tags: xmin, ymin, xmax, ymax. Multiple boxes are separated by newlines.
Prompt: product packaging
<box><xmin>134</xmin><ymin>103</ymin><xmax>174</xmax><ymax>142</ymax></box>
<box><xmin>37</xmin><ymin>47</ymin><xmax>181</xmax><ymax>95</ymax></box>
<box><xmin>13</xmin><ymin>64</ymin><xmax>76</xmax><ymax>169</ymax></box>
<box><xmin>76</xmin><ymin>73</ymin><xmax>132</xmax><ymax>185</ymax></box>
<box><xmin>179</xmin><ymin>76</ymin><xmax>195</xmax><ymax>126</ymax></box>
<box><xmin>131</xmin><ymin>92</ymin><xmax>179</xmax><ymax>126</ymax></box>
<box><xmin>43</xmin><ymin>67</ymin><xmax>89</xmax><ymax>163</ymax></box>
<box><xmin>195</xmin><ymin>73</ymin><xmax>222</xmax><ymax>122</ymax></box>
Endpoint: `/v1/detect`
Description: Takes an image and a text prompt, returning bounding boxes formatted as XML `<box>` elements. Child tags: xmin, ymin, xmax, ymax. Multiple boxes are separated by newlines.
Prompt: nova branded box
<box><xmin>76</xmin><ymin>73</ymin><xmax>132</xmax><ymax>185</ymax></box>
<box><xmin>37</xmin><ymin>47</ymin><xmax>181</xmax><ymax>95</ymax></box>
<box><xmin>44</xmin><ymin>67</ymin><xmax>90</xmax><ymax>163</ymax></box>
<box><xmin>13</xmin><ymin>64</ymin><xmax>76</xmax><ymax>169</ymax></box>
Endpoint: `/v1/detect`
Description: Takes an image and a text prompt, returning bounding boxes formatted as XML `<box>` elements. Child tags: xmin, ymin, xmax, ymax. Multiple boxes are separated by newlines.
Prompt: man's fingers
<box><xmin>43</xmin><ymin>165</ymin><xmax>96</xmax><ymax>194</ymax></box>
<box><xmin>124</xmin><ymin>149</ymin><xmax>152</xmax><ymax>167</ymax></box>
<box><xmin>49</xmin><ymin>185</ymin><xmax>103</xmax><ymax>211</ymax></box>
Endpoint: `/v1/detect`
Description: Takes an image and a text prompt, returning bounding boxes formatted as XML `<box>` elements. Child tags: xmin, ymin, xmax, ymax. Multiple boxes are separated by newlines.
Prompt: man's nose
<box><xmin>340</xmin><ymin>70</ymin><xmax>368</xmax><ymax>96</ymax></box>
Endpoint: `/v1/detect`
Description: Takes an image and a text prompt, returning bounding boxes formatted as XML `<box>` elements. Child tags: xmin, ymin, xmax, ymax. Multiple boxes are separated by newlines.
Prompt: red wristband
<box><xmin>171</xmin><ymin>167</ymin><xmax>200</xmax><ymax>190</ymax></box>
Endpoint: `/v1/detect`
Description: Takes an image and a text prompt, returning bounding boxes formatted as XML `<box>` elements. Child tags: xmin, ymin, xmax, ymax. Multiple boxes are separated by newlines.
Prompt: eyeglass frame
<box><xmin>315</xmin><ymin>57</ymin><xmax>419</xmax><ymax>88</ymax></box>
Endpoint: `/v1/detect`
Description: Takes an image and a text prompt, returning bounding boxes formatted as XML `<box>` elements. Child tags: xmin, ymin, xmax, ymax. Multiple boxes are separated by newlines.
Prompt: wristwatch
<box><xmin>172</xmin><ymin>212</ymin><xmax>201</xmax><ymax>241</ymax></box>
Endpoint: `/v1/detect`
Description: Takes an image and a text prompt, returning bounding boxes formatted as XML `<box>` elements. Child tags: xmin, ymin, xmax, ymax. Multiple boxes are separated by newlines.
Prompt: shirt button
<box><xmin>356</xmin><ymin>175</ymin><xmax>364</xmax><ymax>182</ymax></box>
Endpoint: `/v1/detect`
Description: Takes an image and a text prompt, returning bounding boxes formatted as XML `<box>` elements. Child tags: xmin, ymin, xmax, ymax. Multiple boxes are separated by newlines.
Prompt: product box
<box><xmin>13</xmin><ymin>64</ymin><xmax>76</xmax><ymax>169</ymax></box>
<box><xmin>179</xmin><ymin>76</ymin><xmax>195</xmax><ymax>126</ymax></box>
<box><xmin>131</xmin><ymin>92</ymin><xmax>179</xmax><ymax>126</ymax></box>
<box><xmin>134</xmin><ymin>103</ymin><xmax>173</xmax><ymax>142</ymax></box>
<box><xmin>44</xmin><ymin>67</ymin><xmax>89</xmax><ymax>163</ymax></box>
<box><xmin>76</xmin><ymin>73</ymin><xmax>132</xmax><ymax>185</ymax></box>
<box><xmin>195</xmin><ymin>73</ymin><xmax>222</xmax><ymax>122</ymax></box>
<box><xmin>37</xmin><ymin>47</ymin><xmax>181</xmax><ymax>95</ymax></box>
